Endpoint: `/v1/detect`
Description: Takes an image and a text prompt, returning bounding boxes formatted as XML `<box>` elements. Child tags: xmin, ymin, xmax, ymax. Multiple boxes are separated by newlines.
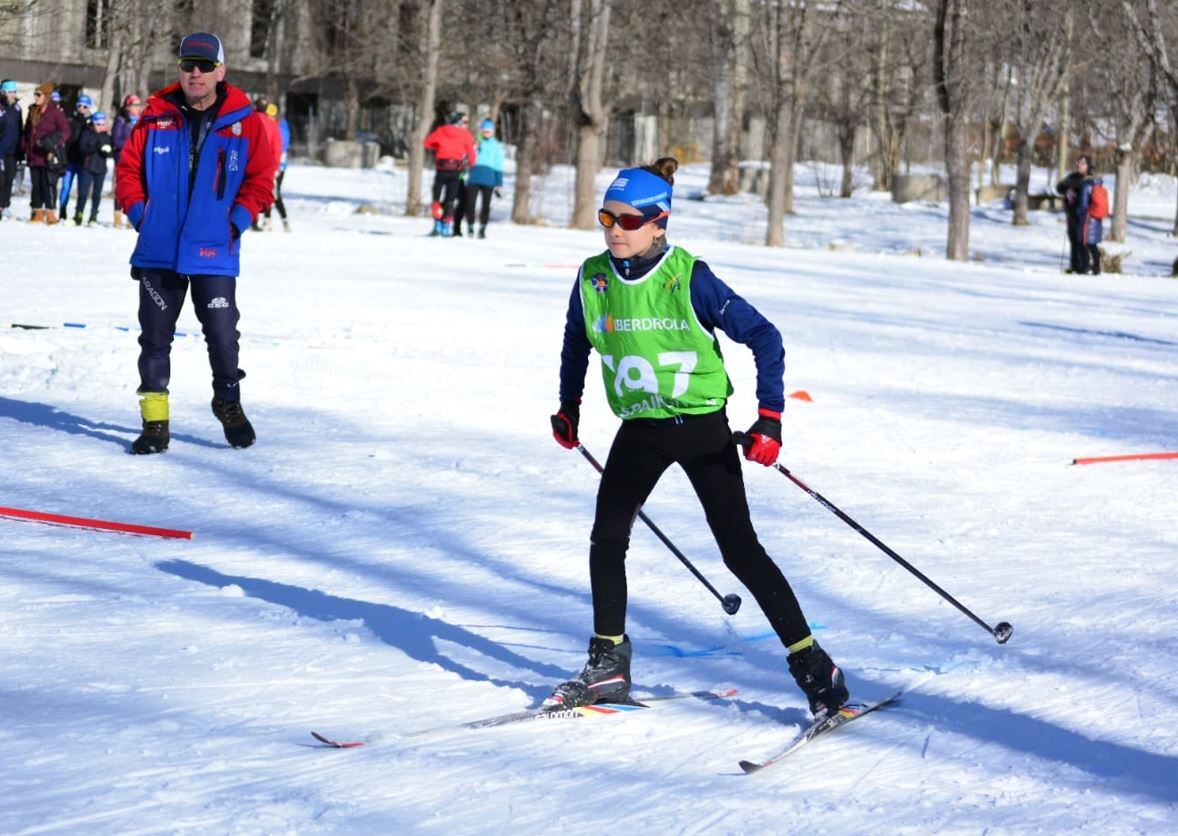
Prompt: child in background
<box><xmin>73</xmin><ymin>110</ymin><xmax>112</xmax><ymax>226</ymax></box>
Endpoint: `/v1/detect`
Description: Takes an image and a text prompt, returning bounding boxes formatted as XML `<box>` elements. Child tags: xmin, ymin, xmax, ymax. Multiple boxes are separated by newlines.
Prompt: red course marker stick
<box><xmin>0</xmin><ymin>505</ymin><xmax>193</xmax><ymax>539</ymax></box>
<box><xmin>1071</xmin><ymin>452</ymin><xmax>1178</xmax><ymax>466</ymax></box>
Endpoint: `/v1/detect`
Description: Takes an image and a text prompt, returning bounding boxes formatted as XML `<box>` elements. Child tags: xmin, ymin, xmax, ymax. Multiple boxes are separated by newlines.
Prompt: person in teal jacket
<box><xmin>463</xmin><ymin>118</ymin><xmax>504</xmax><ymax>238</ymax></box>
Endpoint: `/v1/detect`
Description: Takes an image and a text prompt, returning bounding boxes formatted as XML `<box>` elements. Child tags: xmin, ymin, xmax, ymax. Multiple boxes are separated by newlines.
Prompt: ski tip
<box><xmin>738</xmin><ymin>760</ymin><xmax>764</xmax><ymax>774</ymax></box>
<box><xmin>311</xmin><ymin>731</ymin><xmax>364</xmax><ymax>749</ymax></box>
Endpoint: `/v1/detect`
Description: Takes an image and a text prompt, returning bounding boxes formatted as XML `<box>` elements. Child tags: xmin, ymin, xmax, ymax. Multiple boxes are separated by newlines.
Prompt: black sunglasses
<box><xmin>598</xmin><ymin>208</ymin><xmax>667</xmax><ymax>231</ymax></box>
<box><xmin>178</xmin><ymin>58</ymin><xmax>220</xmax><ymax>74</ymax></box>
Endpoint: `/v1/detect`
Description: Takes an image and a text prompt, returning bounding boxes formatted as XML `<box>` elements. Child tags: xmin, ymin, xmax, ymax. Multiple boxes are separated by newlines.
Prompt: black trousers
<box><xmin>265</xmin><ymin>170</ymin><xmax>287</xmax><ymax>220</ymax></box>
<box><xmin>1077</xmin><ymin>243</ymin><xmax>1101</xmax><ymax>274</ymax></box>
<box><xmin>74</xmin><ymin>170</ymin><xmax>105</xmax><ymax>220</ymax></box>
<box><xmin>590</xmin><ymin>410</ymin><xmax>811</xmax><ymax>649</ymax></box>
<box><xmin>1065</xmin><ymin>221</ymin><xmax>1083</xmax><ymax>273</ymax></box>
<box><xmin>464</xmin><ymin>184</ymin><xmax>493</xmax><ymax>227</ymax></box>
<box><xmin>136</xmin><ymin>269</ymin><xmax>243</xmax><ymax>401</ymax></box>
<box><xmin>30</xmin><ymin>165</ymin><xmax>52</xmax><ymax>209</ymax></box>
<box><xmin>0</xmin><ymin>154</ymin><xmax>16</xmax><ymax>209</ymax></box>
<box><xmin>430</xmin><ymin>169</ymin><xmax>461</xmax><ymax>219</ymax></box>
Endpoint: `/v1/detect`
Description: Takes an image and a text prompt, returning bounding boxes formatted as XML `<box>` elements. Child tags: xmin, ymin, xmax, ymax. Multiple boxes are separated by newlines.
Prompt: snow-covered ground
<box><xmin>1</xmin><ymin>158</ymin><xmax>1176</xmax><ymax>834</ymax></box>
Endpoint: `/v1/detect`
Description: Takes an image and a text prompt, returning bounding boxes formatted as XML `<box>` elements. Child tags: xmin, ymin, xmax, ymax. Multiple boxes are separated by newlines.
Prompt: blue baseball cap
<box><xmin>0</xmin><ymin>80</ymin><xmax>17</xmax><ymax>94</ymax></box>
<box><xmin>479</xmin><ymin>119</ymin><xmax>495</xmax><ymax>132</ymax></box>
<box><xmin>91</xmin><ymin>111</ymin><xmax>107</xmax><ymax>123</ymax></box>
<box><xmin>178</xmin><ymin>32</ymin><xmax>225</xmax><ymax>64</ymax></box>
<box><xmin>77</xmin><ymin>94</ymin><xmax>93</xmax><ymax>108</ymax></box>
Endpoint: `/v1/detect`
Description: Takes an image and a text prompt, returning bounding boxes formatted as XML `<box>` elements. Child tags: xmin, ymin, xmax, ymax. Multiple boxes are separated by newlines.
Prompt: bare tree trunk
<box><xmin>512</xmin><ymin>100</ymin><xmax>539</xmax><ymax>224</ymax></box>
<box><xmin>764</xmin><ymin>0</ymin><xmax>791</xmax><ymax>247</ymax></box>
<box><xmin>839</xmin><ymin>123</ymin><xmax>856</xmax><ymax>198</ymax></box>
<box><xmin>782</xmin><ymin>100</ymin><xmax>803</xmax><ymax>214</ymax></box>
<box><xmin>101</xmin><ymin>25</ymin><xmax>122</xmax><ymax>111</ymax></box>
<box><xmin>935</xmin><ymin>0</ymin><xmax>972</xmax><ymax>261</ymax></box>
<box><xmin>707</xmin><ymin>0</ymin><xmax>735</xmax><ymax>194</ymax></box>
<box><xmin>1012</xmin><ymin>142</ymin><xmax>1033</xmax><ymax>225</ymax></box>
<box><xmin>1056</xmin><ymin>90</ymin><xmax>1070</xmax><ymax>181</ymax></box>
<box><xmin>1108</xmin><ymin>146</ymin><xmax>1139</xmax><ymax>243</ymax></box>
<box><xmin>570</xmin><ymin>0</ymin><xmax>611</xmax><ymax>230</ymax></box>
<box><xmin>344</xmin><ymin>76</ymin><xmax>359</xmax><ymax>140</ymax></box>
<box><xmin>405</xmin><ymin>0</ymin><xmax>442</xmax><ymax>217</ymax></box>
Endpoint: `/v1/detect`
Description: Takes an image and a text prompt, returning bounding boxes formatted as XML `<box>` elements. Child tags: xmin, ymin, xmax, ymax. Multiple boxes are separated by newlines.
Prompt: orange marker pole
<box><xmin>1071</xmin><ymin>452</ymin><xmax>1178</xmax><ymax>466</ymax></box>
<box><xmin>0</xmin><ymin>505</ymin><xmax>193</xmax><ymax>539</ymax></box>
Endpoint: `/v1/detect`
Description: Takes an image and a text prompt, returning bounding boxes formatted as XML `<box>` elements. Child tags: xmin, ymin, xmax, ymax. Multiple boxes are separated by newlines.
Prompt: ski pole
<box><xmin>575</xmin><ymin>444</ymin><xmax>742</xmax><ymax>615</ymax></box>
<box><xmin>733</xmin><ymin>433</ymin><xmax>1012</xmax><ymax>644</ymax></box>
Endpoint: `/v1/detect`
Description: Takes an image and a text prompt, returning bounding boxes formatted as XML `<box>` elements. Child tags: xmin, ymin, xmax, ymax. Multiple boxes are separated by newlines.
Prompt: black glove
<box><xmin>550</xmin><ymin>399</ymin><xmax>580</xmax><ymax>449</ymax></box>
<box><xmin>493</xmin><ymin>187</ymin><xmax>502</xmax><ymax>198</ymax></box>
<box><xmin>230</xmin><ymin>223</ymin><xmax>241</xmax><ymax>241</ymax></box>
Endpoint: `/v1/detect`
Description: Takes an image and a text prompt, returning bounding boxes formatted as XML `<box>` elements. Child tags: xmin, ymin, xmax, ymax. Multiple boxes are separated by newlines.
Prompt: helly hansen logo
<box><xmin>207</xmin><ymin>297</ymin><xmax>229</xmax><ymax>309</ymax></box>
<box><xmin>199</xmin><ymin>247</ymin><xmax>217</xmax><ymax>259</ymax></box>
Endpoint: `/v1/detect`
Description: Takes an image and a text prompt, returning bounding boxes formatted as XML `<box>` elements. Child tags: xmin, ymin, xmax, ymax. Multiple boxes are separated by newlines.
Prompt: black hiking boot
<box><xmin>131</xmin><ymin>420</ymin><xmax>170</xmax><ymax>454</ymax></box>
<box><xmin>787</xmin><ymin>641</ymin><xmax>849</xmax><ymax>719</ymax></box>
<box><xmin>477</xmin><ymin>225</ymin><xmax>486</xmax><ymax>239</ymax></box>
<box><xmin>211</xmin><ymin>397</ymin><xmax>256</xmax><ymax>449</ymax></box>
<box><xmin>544</xmin><ymin>635</ymin><xmax>633</xmax><ymax>709</ymax></box>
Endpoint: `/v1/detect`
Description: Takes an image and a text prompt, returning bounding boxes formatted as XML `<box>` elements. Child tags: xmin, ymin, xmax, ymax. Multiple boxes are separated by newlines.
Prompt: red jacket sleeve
<box><xmin>465</xmin><ymin>132</ymin><xmax>477</xmax><ymax>167</ymax></box>
<box><xmin>231</xmin><ymin>112</ymin><xmax>277</xmax><ymax>226</ymax></box>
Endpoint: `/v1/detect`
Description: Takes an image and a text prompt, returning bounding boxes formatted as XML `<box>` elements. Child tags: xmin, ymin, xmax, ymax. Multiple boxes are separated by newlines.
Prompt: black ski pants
<box><xmin>431</xmin><ymin>169</ymin><xmax>462</xmax><ymax>220</ymax></box>
<box><xmin>0</xmin><ymin>154</ymin><xmax>16</xmax><ymax>209</ymax></box>
<box><xmin>589</xmin><ymin>409</ymin><xmax>811</xmax><ymax>648</ymax></box>
<box><xmin>136</xmin><ymin>268</ymin><xmax>243</xmax><ymax>401</ymax></box>
<box><xmin>464</xmin><ymin>184</ymin><xmax>493</xmax><ymax>228</ymax></box>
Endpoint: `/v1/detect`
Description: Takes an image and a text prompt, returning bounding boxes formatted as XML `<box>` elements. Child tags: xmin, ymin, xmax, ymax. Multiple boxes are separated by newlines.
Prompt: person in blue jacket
<box><xmin>545</xmin><ymin>156</ymin><xmax>849</xmax><ymax>720</ymax></box>
<box><xmin>1075</xmin><ymin>169</ymin><xmax>1105</xmax><ymax>275</ymax></box>
<box><xmin>115</xmin><ymin>32</ymin><xmax>276</xmax><ymax>454</ymax></box>
<box><xmin>0</xmin><ymin>80</ymin><xmax>22</xmax><ymax>221</ymax></box>
<box><xmin>463</xmin><ymin>118</ymin><xmax>504</xmax><ymax>238</ymax></box>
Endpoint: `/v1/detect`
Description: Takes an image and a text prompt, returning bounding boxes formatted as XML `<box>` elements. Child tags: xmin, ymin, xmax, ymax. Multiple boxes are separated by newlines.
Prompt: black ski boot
<box><xmin>477</xmin><ymin>225</ymin><xmax>486</xmax><ymax>239</ymax></box>
<box><xmin>787</xmin><ymin>641</ymin><xmax>849</xmax><ymax>719</ymax></box>
<box><xmin>211</xmin><ymin>397</ymin><xmax>256</xmax><ymax>448</ymax></box>
<box><xmin>544</xmin><ymin>636</ymin><xmax>633</xmax><ymax>709</ymax></box>
<box><xmin>131</xmin><ymin>420</ymin><xmax>170</xmax><ymax>454</ymax></box>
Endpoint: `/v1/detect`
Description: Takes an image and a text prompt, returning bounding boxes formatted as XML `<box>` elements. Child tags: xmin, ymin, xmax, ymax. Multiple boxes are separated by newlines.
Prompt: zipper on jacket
<box><xmin>215</xmin><ymin>148</ymin><xmax>226</xmax><ymax>199</ymax></box>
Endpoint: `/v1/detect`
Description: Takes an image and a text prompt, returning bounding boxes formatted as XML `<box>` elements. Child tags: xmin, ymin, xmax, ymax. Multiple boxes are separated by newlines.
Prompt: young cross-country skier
<box><xmin>548</xmin><ymin>157</ymin><xmax>849</xmax><ymax>719</ymax></box>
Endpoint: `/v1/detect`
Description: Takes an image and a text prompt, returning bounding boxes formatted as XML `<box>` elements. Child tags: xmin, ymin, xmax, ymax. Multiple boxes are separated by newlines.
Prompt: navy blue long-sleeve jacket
<box><xmin>0</xmin><ymin>100</ymin><xmax>23</xmax><ymax>157</ymax></box>
<box><xmin>559</xmin><ymin>247</ymin><xmax>786</xmax><ymax>413</ymax></box>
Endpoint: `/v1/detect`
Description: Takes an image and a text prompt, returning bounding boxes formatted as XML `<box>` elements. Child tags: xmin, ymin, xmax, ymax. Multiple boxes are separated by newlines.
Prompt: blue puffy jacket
<box><xmin>467</xmin><ymin>136</ymin><xmax>504</xmax><ymax>188</ymax></box>
<box><xmin>1077</xmin><ymin>177</ymin><xmax>1104</xmax><ymax>245</ymax></box>
<box><xmin>115</xmin><ymin>81</ymin><xmax>276</xmax><ymax>277</ymax></box>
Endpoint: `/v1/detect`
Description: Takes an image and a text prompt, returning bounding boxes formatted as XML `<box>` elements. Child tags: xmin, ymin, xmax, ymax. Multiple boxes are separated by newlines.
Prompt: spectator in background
<box><xmin>58</xmin><ymin>94</ymin><xmax>93</xmax><ymax>219</ymax></box>
<box><xmin>252</xmin><ymin>97</ymin><xmax>283</xmax><ymax>231</ymax></box>
<box><xmin>72</xmin><ymin>109</ymin><xmax>113</xmax><ymax>226</ymax></box>
<box><xmin>0</xmin><ymin>80</ymin><xmax>22</xmax><ymax>221</ymax></box>
<box><xmin>261</xmin><ymin>102</ymin><xmax>290</xmax><ymax>232</ymax></box>
<box><xmin>463</xmin><ymin>118</ymin><xmax>505</xmax><ymax>239</ymax></box>
<box><xmin>1056</xmin><ymin>154</ymin><xmax>1092</xmax><ymax>275</ymax></box>
<box><xmin>22</xmin><ymin>82</ymin><xmax>69</xmax><ymax>224</ymax></box>
<box><xmin>423</xmin><ymin>112</ymin><xmax>476</xmax><ymax>237</ymax></box>
<box><xmin>110</xmin><ymin>93</ymin><xmax>141</xmax><ymax>228</ymax></box>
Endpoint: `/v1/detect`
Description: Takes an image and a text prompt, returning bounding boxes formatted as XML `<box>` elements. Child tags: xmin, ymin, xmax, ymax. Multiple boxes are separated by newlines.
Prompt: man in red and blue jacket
<box><xmin>116</xmin><ymin>32</ymin><xmax>275</xmax><ymax>455</ymax></box>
